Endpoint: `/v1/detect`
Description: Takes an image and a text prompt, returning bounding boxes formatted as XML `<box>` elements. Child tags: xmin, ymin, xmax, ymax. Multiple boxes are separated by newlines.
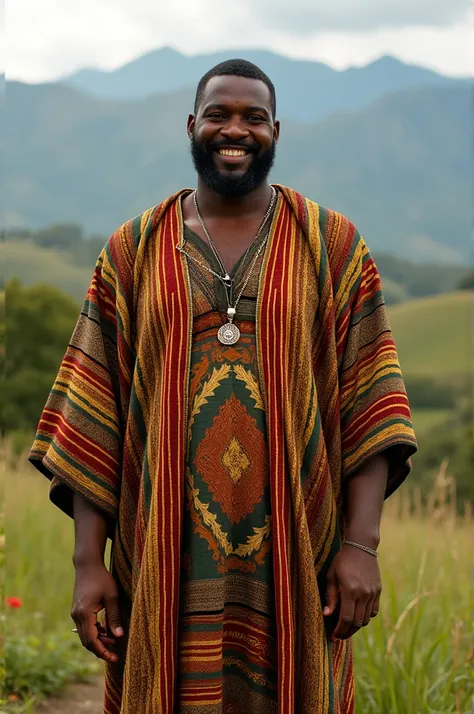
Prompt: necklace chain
<box><xmin>193</xmin><ymin>186</ymin><xmax>276</xmax><ymax>286</ymax></box>
<box><xmin>225</xmin><ymin>236</ymin><xmax>268</xmax><ymax>315</ymax></box>
<box><xmin>177</xmin><ymin>187</ymin><xmax>277</xmax><ymax>345</ymax></box>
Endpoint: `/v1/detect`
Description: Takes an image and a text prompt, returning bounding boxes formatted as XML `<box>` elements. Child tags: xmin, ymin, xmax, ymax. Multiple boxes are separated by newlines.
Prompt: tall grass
<box><xmin>4</xmin><ymin>451</ymin><xmax>473</xmax><ymax>712</ymax></box>
<box><xmin>355</xmin><ymin>462</ymin><xmax>472</xmax><ymax>713</ymax></box>
<box><xmin>3</xmin><ymin>448</ymin><xmax>99</xmax><ymax>711</ymax></box>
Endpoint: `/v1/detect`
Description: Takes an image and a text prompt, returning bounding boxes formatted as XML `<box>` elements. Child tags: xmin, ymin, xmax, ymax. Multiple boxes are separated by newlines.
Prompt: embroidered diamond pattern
<box><xmin>222</xmin><ymin>437</ymin><xmax>250</xmax><ymax>485</ymax></box>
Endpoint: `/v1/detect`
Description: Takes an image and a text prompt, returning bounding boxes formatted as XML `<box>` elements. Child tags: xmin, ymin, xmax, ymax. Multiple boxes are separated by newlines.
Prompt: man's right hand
<box><xmin>71</xmin><ymin>563</ymin><xmax>124</xmax><ymax>663</ymax></box>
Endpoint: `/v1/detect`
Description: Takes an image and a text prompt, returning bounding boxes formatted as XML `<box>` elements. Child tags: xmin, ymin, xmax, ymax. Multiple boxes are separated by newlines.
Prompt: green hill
<box><xmin>389</xmin><ymin>292</ymin><xmax>471</xmax><ymax>378</ymax></box>
<box><xmin>4</xmin><ymin>242</ymin><xmax>90</xmax><ymax>302</ymax></box>
<box><xmin>3</xmin><ymin>81</ymin><xmax>470</xmax><ymax>263</ymax></box>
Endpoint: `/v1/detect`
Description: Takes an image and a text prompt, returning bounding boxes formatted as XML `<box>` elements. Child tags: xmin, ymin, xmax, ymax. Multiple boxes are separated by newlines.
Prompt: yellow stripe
<box><xmin>52</xmin><ymin>380</ymin><xmax>119</xmax><ymax>432</ymax></box>
<box><xmin>58</xmin><ymin>365</ymin><xmax>117</xmax><ymax>411</ymax></box>
<box><xmin>40</xmin><ymin>412</ymin><xmax>119</xmax><ymax>465</ymax></box>
<box><xmin>43</xmin><ymin>450</ymin><xmax>116</xmax><ymax>508</ymax></box>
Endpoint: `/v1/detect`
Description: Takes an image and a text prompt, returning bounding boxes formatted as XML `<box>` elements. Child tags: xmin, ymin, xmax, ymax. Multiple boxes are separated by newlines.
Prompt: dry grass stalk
<box><xmin>386</xmin><ymin>591</ymin><xmax>435</xmax><ymax>656</ymax></box>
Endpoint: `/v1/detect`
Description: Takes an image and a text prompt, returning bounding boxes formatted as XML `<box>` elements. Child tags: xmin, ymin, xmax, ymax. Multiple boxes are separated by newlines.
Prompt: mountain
<box><xmin>4</xmin><ymin>81</ymin><xmax>470</xmax><ymax>262</ymax></box>
<box><xmin>62</xmin><ymin>48</ymin><xmax>466</xmax><ymax>123</ymax></box>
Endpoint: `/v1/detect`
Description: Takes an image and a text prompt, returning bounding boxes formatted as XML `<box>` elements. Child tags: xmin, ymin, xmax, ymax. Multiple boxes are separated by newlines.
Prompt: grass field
<box><xmin>388</xmin><ymin>291</ymin><xmax>471</xmax><ymax>378</ymax></box>
<box><xmin>4</xmin><ymin>455</ymin><xmax>472</xmax><ymax>713</ymax></box>
<box><xmin>5</xmin><ymin>242</ymin><xmax>89</xmax><ymax>303</ymax></box>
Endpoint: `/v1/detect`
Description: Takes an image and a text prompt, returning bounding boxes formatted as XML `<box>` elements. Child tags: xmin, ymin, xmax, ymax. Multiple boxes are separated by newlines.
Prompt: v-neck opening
<box><xmin>182</xmin><ymin>224</ymin><xmax>252</xmax><ymax>279</ymax></box>
<box><xmin>180</xmin><ymin>192</ymin><xmax>278</xmax><ymax>280</ymax></box>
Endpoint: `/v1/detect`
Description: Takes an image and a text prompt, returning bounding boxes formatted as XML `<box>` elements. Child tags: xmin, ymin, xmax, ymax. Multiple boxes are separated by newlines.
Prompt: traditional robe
<box><xmin>30</xmin><ymin>186</ymin><xmax>417</xmax><ymax>714</ymax></box>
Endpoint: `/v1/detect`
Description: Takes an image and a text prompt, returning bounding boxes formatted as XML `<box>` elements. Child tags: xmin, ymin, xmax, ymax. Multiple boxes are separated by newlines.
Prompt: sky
<box><xmin>6</xmin><ymin>0</ymin><xmax>473</xmax><ymax>83</ymax></box>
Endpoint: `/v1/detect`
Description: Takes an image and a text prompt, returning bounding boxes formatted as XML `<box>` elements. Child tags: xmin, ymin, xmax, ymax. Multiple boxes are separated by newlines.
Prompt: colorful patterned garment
<box><xmin>29</xmin><ymin>186</ymin><xmax>417</xmax><ymax>714</ymax></box>
<box><xmin>178</xmin><ymin>224</ymin><xmax>277</xmax><ymax>711</ymax></box>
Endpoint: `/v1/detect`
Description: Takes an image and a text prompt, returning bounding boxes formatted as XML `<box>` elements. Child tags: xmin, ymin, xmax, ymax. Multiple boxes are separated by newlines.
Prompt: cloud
<box><xmin>6</xmin><ymin>0</ymin><xmax>472</xmax><ymax>82</ymax></box>
<box><xmin>252</xmin><ymin>0</ymin><xmax>471</xmax><ymax>33</ymax></box>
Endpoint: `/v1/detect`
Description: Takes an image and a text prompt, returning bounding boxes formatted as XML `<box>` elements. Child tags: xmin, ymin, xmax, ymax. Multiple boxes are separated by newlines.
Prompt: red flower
<box><xmin>6</xmin><ymin>597</ymin><xmax>23</xmax><ymax>609</ymax></box>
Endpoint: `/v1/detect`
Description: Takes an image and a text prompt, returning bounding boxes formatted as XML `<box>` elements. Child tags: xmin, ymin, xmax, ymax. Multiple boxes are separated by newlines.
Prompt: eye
<box><xmin>207</xmin><ymin>113</ymin><xmax>225</xmax><ymax>120</ymax></box>
<box><xmin>248</xmin><ymin>115</ymin><xmax>265</xmax><ymax>123</ymax></box>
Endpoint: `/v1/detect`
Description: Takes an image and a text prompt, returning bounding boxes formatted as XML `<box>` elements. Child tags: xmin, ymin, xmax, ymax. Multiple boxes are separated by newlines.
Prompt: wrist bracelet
<box><xmin>343</xmin><ymin>540</ymin><xmax>378</xmax><ymax>558</ymax></box>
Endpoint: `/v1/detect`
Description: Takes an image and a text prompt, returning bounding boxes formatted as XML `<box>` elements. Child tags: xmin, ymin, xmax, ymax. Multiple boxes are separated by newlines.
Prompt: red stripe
<box><xmin>62</xmin><ymin>353</ymin><xmax>116</xmax><ymax>399</ymax></box>
<box><xmin>343</xmin><ymin>400</ymin><xmax>411</xmax><ymax>450</ymax></box>
<box><xmin>340</xmin><ymin>342</ymin><xmax>398</xmax><ymax>395</ymax></box>
<box><xmin>157</xmin><ymin>203</ymin><xmax>190</xmax><ymax>711</ymax></box>
<box><xmin>39</xmin><ymin>410</ymin><xmax>119</xmax><ymax>477</ymax></box>
<box><xmin>158</xmin><ymin>209</ymin><xmax>173</xmax><ymax>709</ymax></box>
<box><xmin>259</xmin><ymin>199</ymin><xmax>294</xmax><ymax>713</ymax></box>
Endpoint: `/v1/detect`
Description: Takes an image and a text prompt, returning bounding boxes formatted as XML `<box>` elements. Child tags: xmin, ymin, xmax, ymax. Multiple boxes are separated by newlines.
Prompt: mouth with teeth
<box><xmin>218</xmin><ymin>148</ymin><xmax>249</xmax><ymax>157</ymax></box>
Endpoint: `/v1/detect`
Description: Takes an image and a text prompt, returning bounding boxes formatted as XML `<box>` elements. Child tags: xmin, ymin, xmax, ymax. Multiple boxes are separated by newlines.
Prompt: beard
<box><xmin>190</xmin><ymin>134</ymin><xmax>276</xmax><ymax>197</ymax></box>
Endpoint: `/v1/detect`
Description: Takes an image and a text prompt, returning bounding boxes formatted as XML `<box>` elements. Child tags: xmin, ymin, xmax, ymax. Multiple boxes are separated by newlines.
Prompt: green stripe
<box><xmin>45</xmin><ymin>439</ymin><xmax>118</xmax><ymax>496</ymax></box>
<box><xmin>301</xmin><ymin>408</ymin><xmax>321</xmax><ymax>486</ymax></box>
<box><xmin>344</xmin><ymin>420</ymin><xmax>415</xmax><ymax>460</ymax></box>
<box><xmin>350</xmin><ymin>290</ymin><xmax>385</xmax><ymax>324</ymax></box>
<box><xmin>348</xmin><ymin>369</ymin><xmax>404</xmax><ymax>408</ymax></box>
<box><xmin>180</xmin><ymin>622</ymin><xmax>222</xmax><ymax>633</ymax></box>
<box><xmin>52</xmin><ymin>385</ymin><xmax>120</xmax><ymax>436</ymax></box>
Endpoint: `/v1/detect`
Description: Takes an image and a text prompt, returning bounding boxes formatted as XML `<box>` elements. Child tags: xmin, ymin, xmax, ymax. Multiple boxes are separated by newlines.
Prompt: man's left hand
<box><xmin>323</xmin><ymin>544</ymin><xmax>381</xmax><ymax>640</ymax></box>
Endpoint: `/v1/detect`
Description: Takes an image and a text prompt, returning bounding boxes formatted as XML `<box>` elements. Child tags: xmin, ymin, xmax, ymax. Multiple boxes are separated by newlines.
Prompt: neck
<box><xmin>195</xmin><ymin>180</ymin><xmax>273</xmax><ymax>219</ymax></box>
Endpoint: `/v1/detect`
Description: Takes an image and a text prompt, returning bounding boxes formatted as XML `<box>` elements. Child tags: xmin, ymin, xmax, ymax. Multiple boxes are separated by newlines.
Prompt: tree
<box><xmin>35</xmin><ymin>223</ymin><xmax>84</xmax><ymax>250</ymax></box>
<box><xmin>456</xmin><ymin>270</ymin><xmax>474</xmax><ymax>291</ymax></box>
<box><xmin>2</xmin><ymin>280</ymin><xmax>79</xmax><ymax>433</ymax></box>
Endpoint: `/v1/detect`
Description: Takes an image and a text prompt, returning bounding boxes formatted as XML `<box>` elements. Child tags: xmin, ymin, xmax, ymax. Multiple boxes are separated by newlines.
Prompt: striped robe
<box><xmin>30</xmin><ymin>186</ymin><xmax>417</xmax><ymax>713</ymax></box>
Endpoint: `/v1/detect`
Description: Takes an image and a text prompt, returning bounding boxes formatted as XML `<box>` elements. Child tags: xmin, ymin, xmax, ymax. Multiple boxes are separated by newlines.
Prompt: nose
<box><xmin>220</xmin><ymin>121</ymin><xmax>250</xmax><ymax>140</ymax></box>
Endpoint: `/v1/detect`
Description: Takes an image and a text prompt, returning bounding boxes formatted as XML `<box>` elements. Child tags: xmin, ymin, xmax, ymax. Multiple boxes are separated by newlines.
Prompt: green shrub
<box><xmin>404</xmin><ymin>376</ymin><xmax>459</xmax><ymax>410</ymax></box>
<box><xmin>2</xmin><ymin>634</ymin><xmax>99</xmax><ymax>709</ymax></box>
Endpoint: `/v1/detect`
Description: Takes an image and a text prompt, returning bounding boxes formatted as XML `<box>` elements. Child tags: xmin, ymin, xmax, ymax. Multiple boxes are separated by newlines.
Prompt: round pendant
<box><xmin>218</xmin><ymin>322</ymin><xmax>240</xmax><ymax>345</ymax></box>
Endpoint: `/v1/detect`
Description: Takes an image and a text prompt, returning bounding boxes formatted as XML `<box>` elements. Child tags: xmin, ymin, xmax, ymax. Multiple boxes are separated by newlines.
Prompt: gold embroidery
<box><xmin>187</xmin><ymin>468</ymin><xmax>233</xmax><ymax>556</ymax></box>
<box><xmin>233</xmin><ymin>517</ymin><xmax>272</xmax><ymax>558</ymax></box>
<box><xmin>189</xmin><ymin>365</ymin><xmax>231</xmax><ymax>431</ymax></box>
<box><xmin>187</xmin><ymin>470</ymin><xmax>272</xmax><ymax>561</ymax></box>
<box><xmin>233</xmin><ymin>365</ymin><xmax>264</xmax><ymax>410</ymax></box>
<box><xmin>222</xmin><ymin>437</ymin><xmax>250</xmax><ymax>484</ymax></box>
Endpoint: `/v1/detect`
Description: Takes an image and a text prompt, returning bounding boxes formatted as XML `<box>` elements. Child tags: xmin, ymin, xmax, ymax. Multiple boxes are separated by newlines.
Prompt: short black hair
<box><xmin>194</xmin><ymin>59</ymin><xmax>276</xmax><ymax>118</ymax></box>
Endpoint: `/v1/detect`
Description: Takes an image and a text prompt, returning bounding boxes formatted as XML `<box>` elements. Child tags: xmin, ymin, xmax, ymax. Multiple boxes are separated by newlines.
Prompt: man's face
<box><xmin>188</xmin><ymin>75</ymin><xmax>280</xmax><ymax>197</ymax></box>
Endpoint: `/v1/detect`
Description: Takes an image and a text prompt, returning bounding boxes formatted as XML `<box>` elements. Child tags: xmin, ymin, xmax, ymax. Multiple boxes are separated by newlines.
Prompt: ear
<box><xmin>273</xmin><ymin>120</ymin><xmax>280</xmax><ymax>144</ymax></box>
<box><xmin>187</xmin><ymin>114</ymin><xmax>195</xmax><ymax>139</ymax></box>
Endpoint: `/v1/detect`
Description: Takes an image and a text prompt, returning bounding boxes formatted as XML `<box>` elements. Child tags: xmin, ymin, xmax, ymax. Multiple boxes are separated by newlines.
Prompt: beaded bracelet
<box><xmin>343</xmin><ymin>540</ymin><xmax>378</xmax><ymax>558</ymax></box>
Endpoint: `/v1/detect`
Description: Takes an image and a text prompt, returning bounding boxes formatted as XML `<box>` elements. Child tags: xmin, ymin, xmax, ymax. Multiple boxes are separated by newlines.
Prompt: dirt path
<box><xmin>36</xmin><ymin>678</ymin><xmax>104</xmax><ymax>713</ymax></box>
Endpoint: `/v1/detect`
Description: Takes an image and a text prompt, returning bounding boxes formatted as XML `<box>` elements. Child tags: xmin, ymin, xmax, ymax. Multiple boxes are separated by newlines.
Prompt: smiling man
<box><xmin>30</xmin><ymin>60</ymin><xmax>417</xmax><ymax>714</ymax></box>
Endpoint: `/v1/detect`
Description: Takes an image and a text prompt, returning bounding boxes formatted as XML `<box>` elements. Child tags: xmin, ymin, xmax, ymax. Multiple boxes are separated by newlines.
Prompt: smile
<box><xmin>218</xmin><ymin>149</ymin><xmax>249</xmax><ymax>157</ymax></box>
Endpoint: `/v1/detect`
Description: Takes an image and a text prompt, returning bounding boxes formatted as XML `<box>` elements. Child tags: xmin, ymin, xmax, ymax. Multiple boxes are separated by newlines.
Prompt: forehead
<box><xmin>200</xmin><ymin>75</ymin><xmax>272</xmax><ymax>112</ymax></box>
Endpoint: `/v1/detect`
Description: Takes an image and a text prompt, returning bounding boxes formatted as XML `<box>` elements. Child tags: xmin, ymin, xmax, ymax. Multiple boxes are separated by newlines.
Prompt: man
<box><xmin>30</xmin><ymin>59</ymin><xmax>417</xmax><ymax>714</ymax></box>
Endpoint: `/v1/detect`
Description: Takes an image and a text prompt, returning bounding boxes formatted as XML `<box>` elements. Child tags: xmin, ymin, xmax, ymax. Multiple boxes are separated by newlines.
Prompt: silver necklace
<box><xmin>217</xmin><ymin>235</ymin><xmax>269</xmax><ymax>345</ymax></box>
<box><xmin>178</xmin><ymin>188</ymin><xmax>276</xmax><ymax>345</ymax></box>
<box><xmin>193</xmin><ymin>187</ymin><xmax>276</xmax><ymax>288</ymax></box>
<box><xmin>178</xmin><ymin>233</ymin><xmax>270</xmax><ymax>345</ymax></box>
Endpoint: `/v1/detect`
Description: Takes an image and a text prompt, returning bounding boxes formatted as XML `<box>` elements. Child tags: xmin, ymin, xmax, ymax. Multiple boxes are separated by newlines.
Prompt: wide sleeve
<box><xmin>29</xmin><ymin>235</ymin><xmax>133</xmax><ymax>522</ymax></box>
<box><xmin>334</xmin><ymin>229</ymin><xmax>418</xmax><ymax>498</ymax></box>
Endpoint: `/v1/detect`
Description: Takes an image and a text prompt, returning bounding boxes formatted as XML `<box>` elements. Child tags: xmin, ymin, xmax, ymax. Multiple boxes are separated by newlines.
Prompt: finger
<box><xmin>323</xmin><ymin>572</ymin><xmax>340</xmax><ymax>616</ymax></box>
<box><xmin>98</xmin><ymin>633</ymin><xmax>117</xmax><ymax>647</ymax></box>
<box><xmin>104</xmin><ymin>590</ymin><xmax>124</xmax><ymax>638</ymax></box>
<box><xmin>371</xmin><ymin>591</ymin><xmax>381</xmax><ymax>618</ymax></box>
<box><xmin>363</xmin><ymin>598</ymin><xmax>375</xmax><ymax>627</ymax></box>
<box><xmin>81</xmin><ymin>611</ymin><xmax>118</xmax><ymax>663</ymax></box>
<box><xmin>333</xmin><ymin>587</ymin><xmax>355</xmax><ymax>640</ymax></box>
<box><xmin>353</xmin><ymin>599</ymin><xmax>367</xmax><ymax>631</ymax></box>
<box><xmin>97</xmin><ymin>622</ymin><xmax>115</xmax><ymax>639</ymax></box>
<box><xmin>343</xmin><ymin>599</ymin><xmax>368</xmax><ymax>639</ymax></box>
